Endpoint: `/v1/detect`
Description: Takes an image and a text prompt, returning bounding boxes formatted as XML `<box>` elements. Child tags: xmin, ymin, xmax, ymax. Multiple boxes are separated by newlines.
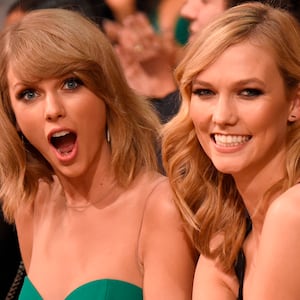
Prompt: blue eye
<box><xmin>240</xmin><ymin>88</ymin><xmax>263</xmax><ymax>97</ymax></box>
<box><xmin>192</xmin><ymin>89</ymin><xmax>214</xmax><ymax>97</ymax></box>
<box><xmin>17</xmin><ymin>89</ymin><xmax>38</xmax><ymax>101</ymax></box>
<box><xmin>63</xmin><ymin>77</ymin><xmax>83</xmax><ymax>90</ymax></box>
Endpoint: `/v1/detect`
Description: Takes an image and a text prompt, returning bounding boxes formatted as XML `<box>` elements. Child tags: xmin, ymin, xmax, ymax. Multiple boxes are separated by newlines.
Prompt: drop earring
<box><xmin>106</xmin><ymin>126</ymin><xmax>111</xmax><ymax>143</ymax></box>
<box><xmin>18</xmin><ymin>132</ymin><xmax>25</xmax><ymax>145</ymax></box>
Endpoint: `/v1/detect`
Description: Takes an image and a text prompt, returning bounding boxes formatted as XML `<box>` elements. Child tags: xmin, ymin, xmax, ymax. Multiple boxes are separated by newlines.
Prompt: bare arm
<box><xmin>139</xmin><ymin>179</ymin><xmax>197</xmax><ymax>300</ymax></box>
<box><xmin>193</xmin><ymin>254</ymin><xmax>238</xmax><ymax>300</ymax></box>
<box><xmin>245</xmin><ymin>185</ymin><xmax>300</xmax><ymax>300</ymax></box>
<box><xmin>15</xmin><ymin>206</ymin><xmax>34</xmax><ymax>272</ymax></box>
<box><xmin>14</xmin><ymin>177</ymin><xmax>62</xmax><ymax>272</ymax></box>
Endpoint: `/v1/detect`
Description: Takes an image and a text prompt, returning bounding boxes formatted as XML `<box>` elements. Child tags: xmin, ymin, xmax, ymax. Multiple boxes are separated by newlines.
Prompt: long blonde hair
<box><xmin>162</xmin><ymin>2</ymin><xmax>300</xmax><ymax>271</ymax></box>
<box><xmin>0</xmin><ymin>9</ymin><xmax>161</xmax><ymax>222</ymax></box>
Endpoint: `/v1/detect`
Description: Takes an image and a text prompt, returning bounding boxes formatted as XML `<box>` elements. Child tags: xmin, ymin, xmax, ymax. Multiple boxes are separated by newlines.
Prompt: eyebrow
<box><xmin>11</xmin><ymin>82</ymin><xmax>24</xmax><ymax>89</ymax></box>
<box><xmin>192</xmin><ymin>77</ymin><xmax>265</xmax><ymax>86</ymax></box>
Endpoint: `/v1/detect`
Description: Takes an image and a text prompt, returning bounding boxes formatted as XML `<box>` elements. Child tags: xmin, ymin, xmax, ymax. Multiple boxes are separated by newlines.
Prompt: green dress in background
<box><xmin>149</xmin><ymin>12</ymin><xmax>190</xmax><ymax>45</ymax></box>
<box><xmin>18</xmin><ymin>276</ymin><xmax>143</xmax><ymax>300</ymax></box>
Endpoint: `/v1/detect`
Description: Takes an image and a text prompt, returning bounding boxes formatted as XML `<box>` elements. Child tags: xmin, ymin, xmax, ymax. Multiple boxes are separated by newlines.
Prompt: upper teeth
<box><xmin>52</xmin><ymin>131</ymin><xmax>70</xmax><ymax>138</ymax></box>
<box><xmin>214</xmin><ymin>134</ymin><xmax>250</xmax><ymax>146</ymax></box>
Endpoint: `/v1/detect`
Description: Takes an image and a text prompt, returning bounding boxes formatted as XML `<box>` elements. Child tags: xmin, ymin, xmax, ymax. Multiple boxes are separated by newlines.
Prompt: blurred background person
<box><xmin>102</xmin><ymin>0</ymin><xmax>189</xmax><ymax>100</ymax></box>
<box><xmin>102</xmin><ymin>0</ymin><xmax>189</xmax><ymax>45</ymax></box>
<box><xmin>4</xmin><ymin>0</ymin><xmax>98</xmax><ymax>27</ymax></box>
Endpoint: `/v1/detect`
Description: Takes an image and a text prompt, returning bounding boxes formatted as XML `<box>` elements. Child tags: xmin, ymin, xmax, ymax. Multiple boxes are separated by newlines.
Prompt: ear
<box><xmin>288</xmin><ymin>84</ymin><xmax>300</xmax><ymax>122</ymax></box>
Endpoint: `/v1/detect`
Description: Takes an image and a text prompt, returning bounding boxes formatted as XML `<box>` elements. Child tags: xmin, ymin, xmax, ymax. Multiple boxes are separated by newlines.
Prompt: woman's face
<box><xmin>189</xmin><ymin>41</ymin><xmax>299</xmax><ymax>178</ymax></box>
<box><xmin>8</xmin><ymin>69</ymin><xmax>110</xmax><ymax>179</ymax></box>
<box><xmin>181</xmin><ymin>0</ymin><xmax>227</xmax><ymax>40</ymax></box>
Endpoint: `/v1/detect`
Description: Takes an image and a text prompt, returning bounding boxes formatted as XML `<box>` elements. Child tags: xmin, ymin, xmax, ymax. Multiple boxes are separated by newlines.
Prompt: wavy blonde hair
<box><xmin>0</xmin><ymin>9</ymin><xmax>161</xmax><ymax>222</ymax></box>
<box><xmin>162</xmin><ymin>2</ymin><xmax>300</xmax><ymax>271</ymax></box>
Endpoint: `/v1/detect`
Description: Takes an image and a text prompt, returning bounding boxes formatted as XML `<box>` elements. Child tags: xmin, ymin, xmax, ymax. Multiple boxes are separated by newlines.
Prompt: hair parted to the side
<box><xmin>0</xmin><ymin>8</ymin><xmax>161</xmax><ymax>223</ymax></box>
<box><xmin>162</xmin><ymin>2</ymin><xmax>300</xmax><ymax>272</ymax></box>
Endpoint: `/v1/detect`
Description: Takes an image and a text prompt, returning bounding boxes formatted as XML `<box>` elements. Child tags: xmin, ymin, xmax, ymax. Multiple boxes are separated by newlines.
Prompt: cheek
<box><xmin>189</xmin><ymin>99</ymin><xmax>211</xmax><ymax>130</ymax></box>
<box><xmin>250</xmin><ymin>101</ymin><xmax>289</xmax><ymax>134</ymax></box>
<box><xmin>189</xmin><ymin>100</ymin><xmax>212</xmax><ymax>147</ymax></box>
<box><xmin>14</xmin><ymin>108</ymin><xmax>43</xmax><ymax>143</ymax></box>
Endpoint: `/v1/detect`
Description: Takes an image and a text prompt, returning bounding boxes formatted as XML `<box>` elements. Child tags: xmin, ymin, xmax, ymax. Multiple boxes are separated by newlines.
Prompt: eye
<box><xmin>240</xmin><ymin>88</ymin><xmax>263</xmax><ymax>98</ymax></box>
<box><xmin>192</xmin><ymin>88</ymin><xmax>214</xmax><ymax>97</ymax></box>
<box><xmin>17</xmin><ymin>89</ymin><xmax>38</xmax><ymax>101</ymax></box>
<box><xmin>63</xmin><ymin>77</ymin><xmax>83</xmax><ymax>90</ymax></box>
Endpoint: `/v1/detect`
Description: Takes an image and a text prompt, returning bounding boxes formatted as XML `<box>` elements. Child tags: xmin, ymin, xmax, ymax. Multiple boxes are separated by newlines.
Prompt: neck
<box><xmin>235</xmin><ymin>172</ymin><xmax>284</xmax><ymax>234</ymax></box>
<box><xmin>63</xmin><ymin>177</ymin><xmax>119</xmax><ymax>212</ymax></box>
<box><xmin>57</xmin><ymin>145</ymin><xmax>118</xmax><ymax>210</ymax></box>
<box><xmin>233</xmin><ymin>149</ymin><xmax>287</xmax><ymax>232</ymax></box>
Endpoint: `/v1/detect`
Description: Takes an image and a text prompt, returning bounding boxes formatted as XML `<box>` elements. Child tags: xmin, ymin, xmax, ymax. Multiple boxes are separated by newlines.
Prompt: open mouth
<box><xmin>211</xmin><ymin>134</ymin><xmax>252</xmax><ymax>147</ymax></box>
<box><xmin>50</xmin><ymin>130</ymin><xmax>77</xmax><ymax>155</ymax></box>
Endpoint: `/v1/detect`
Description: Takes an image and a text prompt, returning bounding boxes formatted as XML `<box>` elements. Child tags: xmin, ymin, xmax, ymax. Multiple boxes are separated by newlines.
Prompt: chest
<box><xmin>28</xmin><ymin>199</ymin><xmax>145</xmax><ymax>294</ymax></box>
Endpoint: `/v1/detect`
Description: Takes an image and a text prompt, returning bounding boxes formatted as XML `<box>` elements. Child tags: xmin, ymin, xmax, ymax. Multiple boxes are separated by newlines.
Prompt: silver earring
<box><xmin>19</xmin><ymin>132</ymin><xmax>24</xmax><ymax>144</ymax></box>
<box><xmin>106</xmin><ymin>127</ymin><xmax>111</xmax><ymax>143</ymax></box>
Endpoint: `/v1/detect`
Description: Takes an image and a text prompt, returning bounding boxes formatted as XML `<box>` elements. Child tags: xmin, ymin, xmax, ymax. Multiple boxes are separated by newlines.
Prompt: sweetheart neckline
<box><xmin>23</xmin><ymin>276</ymin><xmax>142</xmax><ymax>299</ymax></box>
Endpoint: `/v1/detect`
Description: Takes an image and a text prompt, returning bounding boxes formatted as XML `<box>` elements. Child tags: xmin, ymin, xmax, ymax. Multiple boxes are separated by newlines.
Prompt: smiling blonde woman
<box><xmin>162</xmin><ymin>2</ymin><xmax>300</xmax><ymax>299</ymax></box>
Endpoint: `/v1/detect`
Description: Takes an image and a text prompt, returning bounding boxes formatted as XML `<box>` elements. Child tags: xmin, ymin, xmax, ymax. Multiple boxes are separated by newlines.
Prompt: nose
<box><xmin>212</xmin><ymin>96</ymin><xmax>238</xmax><ymax>125</ymax></box>
<box><xmin>44</xmin><ymin>92</ymin><xmax>65</xmax><ymax>121</ymax></box>
<box><xmin>180</xmin><ymin>0</ymin><xmax>199</xmax><ymax>21</ymax></box>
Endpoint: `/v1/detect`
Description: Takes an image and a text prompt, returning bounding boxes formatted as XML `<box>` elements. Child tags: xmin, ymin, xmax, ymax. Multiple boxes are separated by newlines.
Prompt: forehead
<box><xmin>194</xmin><ymin>41</ymin><xmax>282</xmax><ymax>84</ymax></box>
<box><xmin>6</xmin><ymin>65</ymin><xmax>20</xmax><ymax>85</ymax></box>
<box><xmin>6</xmin><ymin>63</ymin><xmax>41</xmax><ymax>87</ymax></box>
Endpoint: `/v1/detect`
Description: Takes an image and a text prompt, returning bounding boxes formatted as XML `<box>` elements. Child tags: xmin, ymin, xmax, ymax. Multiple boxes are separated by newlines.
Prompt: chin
<box><xmin>212</xmin><ymin>162</ymin><xmax>242</xmax><ymax>175</ymax></box>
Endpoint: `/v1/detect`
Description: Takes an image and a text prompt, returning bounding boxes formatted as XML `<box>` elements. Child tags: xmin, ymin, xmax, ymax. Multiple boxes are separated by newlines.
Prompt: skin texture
<box><xmin>4</xmin><ymin>7</ymin><xmax>26</xmax><ymax>27</ymax></box>
<box><xmin>190</xmin><ymin>42</ymin><xmax>292</xmax><ymax>178</ymax></box>
<box><xmin>180</xmin><ymin>0</ymin><xmax>227</xmax><ymax>40</ymax></box>
<box><xmin>103</xmin><ymin>0</ymin><xmax>228</xmax><ymax>97</ymax></box>
<box><xmin>7</xmin><ymin>68</ymin><xmax>196</xmax><ymax>300</ymax></box>
<box><xmin>8</xmin><ymin>72</ymin><xmax>108</xmax><ymax>182</ymax></box>
<box><xmin>103</xmin><ymin>12</ymin><xmax>178</xmax><ymax>98</ymax></box>
<box><xmin>191</xmin><ymin>41</ymin><xmax>300</xmax><ymax>300</ymax></box>
<box><xmin>103</xmin><ymin>0</ymin><xmax>186</xmax><ymax>98</ymax></box>
<box><xmin>104</xmin><ymin>0</ymin><xmax>136</xmax><ymax>22</ymax></box>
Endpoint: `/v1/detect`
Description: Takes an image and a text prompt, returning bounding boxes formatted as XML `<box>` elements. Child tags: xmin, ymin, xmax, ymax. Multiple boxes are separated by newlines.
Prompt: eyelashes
<box><xmin>14</xmin><ymin>76</ymin><xmax>84</xmax><ymax>102</ymax></box>
<box><xmin>192</xmin><ymin>89</ymin><xmax>214</xmax><ymax>97</ymax></box>
<box><xmin>191</xmin><ymin>87</ymin><xmax>264</xmax><ymax>99</ymax></box>
<box><xmin>62</xmin><ymin>77</ymin><xmax>83</xmax><ymax>90</ymax></box>
<box><xmin>239</xmin><ymin>88</ymin><xmax>263</xmax><ymax>97</ymax></box>
<box><xmin>16</xmin><ymin>89</ymin><xmax>38</xmax><ymax>101</ymax></box>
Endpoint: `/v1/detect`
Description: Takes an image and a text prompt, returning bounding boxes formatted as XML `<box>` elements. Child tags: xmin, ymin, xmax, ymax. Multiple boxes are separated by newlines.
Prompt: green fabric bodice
<box><xmin>19</xmin><ymin>276</ymin><xmax>143</xmax><ymax>300</ymax></box>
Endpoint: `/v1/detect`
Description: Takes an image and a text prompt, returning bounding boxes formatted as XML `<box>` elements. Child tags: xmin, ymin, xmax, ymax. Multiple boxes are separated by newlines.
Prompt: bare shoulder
<box><xmin>245</xmin><ymin>187</ymin><xmax>300</xmax><ymax>298</ymax></box>
<box><xmin>137</xmin><ymin>172</ymin><xmax>197</xmax><ymax>299</ymax></box>
<box><xmin>265</xmin><ymin>184</ymin><xmax>300</xmax><ymax>229</ymax></box>
<box><xmin>14</xmin><ymin>197</ymin><xmax>35</xmax><ymax>271</ymax></box>
<box><xmin>259</xmin><ymin>183</ymin><xmax>300</xmax><ymax>255</ymax></box>
<box><xmin>14</xmin><ymin>177</ymin><xmax>61</xmax><ymax>270</ymax></box>
<box><xmin>136</xmin><ymin>171</ymin><xmax>179</xmax><ymax>218</ymax></box>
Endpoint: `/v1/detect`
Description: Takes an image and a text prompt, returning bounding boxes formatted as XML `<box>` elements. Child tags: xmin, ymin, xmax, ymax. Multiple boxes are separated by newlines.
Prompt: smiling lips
<box><xmin>50</xmin><ymin>130</ymin><xmax>77</xmax><ymax>156</ymax></box>
<box><xmin>213</xmin><ymin>134</ymin><xmax>251</xmax><ymax>147</ymax></box>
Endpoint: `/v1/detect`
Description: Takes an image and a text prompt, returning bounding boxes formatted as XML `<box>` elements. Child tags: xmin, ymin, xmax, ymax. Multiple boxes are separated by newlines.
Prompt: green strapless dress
<box><xmin>18</xmin><ymin>276</ymin><xmax>143</xmax><ymax>300</ymax></box>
